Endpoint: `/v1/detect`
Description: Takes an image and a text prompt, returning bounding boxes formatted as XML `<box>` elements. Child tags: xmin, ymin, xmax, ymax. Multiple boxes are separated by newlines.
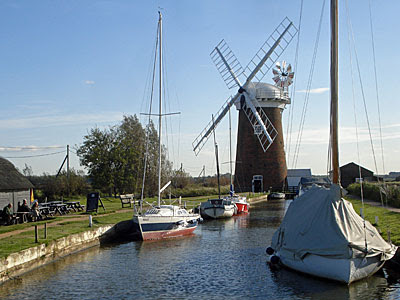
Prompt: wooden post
<box><xmin>34</xmin><ymin>225</ymin><xmax>38</xmax><ymax>243</ymax></box>
<box><xmin>44</xmin><ymin>223</ymin><xmax>47</xmax><ymax>239</ymax></box>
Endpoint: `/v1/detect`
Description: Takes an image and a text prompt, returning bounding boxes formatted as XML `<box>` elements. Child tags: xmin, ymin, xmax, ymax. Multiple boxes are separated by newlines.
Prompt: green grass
<box><xmin>0</xmin><ymin>221</ymin><xmax>94</xmax><ymax>258</ymax></box>
<box><xmin>0</xmin><ymin>194</ymin><xmax>221</xmax><ymax>258</ymax></box>
<box><xmin>347</xmin><ymin>182</ymin><xmax>400</xmax><ymax>208</ymax></box>
<box><xmin>346</xmin><ymin>197</ymin><xmax>400</xmax><ymax>246</ymax></box>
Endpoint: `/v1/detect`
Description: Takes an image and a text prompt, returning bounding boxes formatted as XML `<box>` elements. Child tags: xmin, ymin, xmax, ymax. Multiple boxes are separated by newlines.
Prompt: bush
<box><xmin>347</xmin><ymin>182</ymin><xmax>400</xmax><ymax>208</ymax></box>
<box><xmin>171</xmin><ymin>185</ymin><xmax>230</xmax><ymax>198</ymax></box>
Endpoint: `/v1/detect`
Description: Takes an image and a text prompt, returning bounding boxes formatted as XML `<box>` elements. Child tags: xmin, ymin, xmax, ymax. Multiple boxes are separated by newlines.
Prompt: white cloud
<box><xmin>0</xmin><ymin>112</ymin><xmax>124</xmax><ymax>130</ymax></box>
<box><xmin>297</xmin><ymin>87</ymin><xmax>329</xmax><ymax>94</ymax></box>
<box><xmin>84</xmin><ymin>80</ymin><xmax>95</xmax><ymax>85</ymax></box>
<box><xmin>0</xmin><ymin>145</ymin><xmax>63</xmax><ymax>152</ymax></box>
<box><xmin>287</xmin><ymin>124</ymin><xmax>400</xmax><ymax>146</ymax></box>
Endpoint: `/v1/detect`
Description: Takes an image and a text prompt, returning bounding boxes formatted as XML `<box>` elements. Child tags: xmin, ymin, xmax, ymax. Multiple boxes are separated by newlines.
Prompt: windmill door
<box><xmin>252</xmin><ymin>175</ymin><xmax>263</xmax><ymax>193</ymax></box>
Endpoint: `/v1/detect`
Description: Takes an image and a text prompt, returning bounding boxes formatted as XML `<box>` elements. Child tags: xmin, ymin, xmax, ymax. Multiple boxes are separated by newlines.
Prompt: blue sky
<box><xmin>0</xmin><ymin>0</ymin><xmax>399</xmax><ymax>177</ymax></box>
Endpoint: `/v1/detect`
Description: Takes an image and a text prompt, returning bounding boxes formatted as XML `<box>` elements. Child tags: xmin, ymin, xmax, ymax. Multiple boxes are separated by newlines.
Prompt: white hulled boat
<box><xmin>269</xmin><ymin>184</ymin><xmax>396</xmax><ymax>283</ymax></box>
<box><xmin>267</xmin><ymin>0</ymin><xmax>397</xmax><ymax>283</ymax></box>
<box><xmin>132</xmin><ymin>12</ymin><xmax>201</xmax><ymax>241</ymax></box>
<box><xmin>200</xmin><ymin>198</ymin><xmax>236</xmax><ymax>219</ymax></box>
<box><xmin>134</xmin><ymin>205</ymin><xmax>200</xmax><ymax>240</ymax></box>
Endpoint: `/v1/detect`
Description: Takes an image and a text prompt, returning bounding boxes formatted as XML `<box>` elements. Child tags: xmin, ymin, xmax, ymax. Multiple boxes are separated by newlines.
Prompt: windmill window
<box><xmin>254</xmin><ymin>125</ymin><xmax>262</xmax><ymax>135</ymax></box>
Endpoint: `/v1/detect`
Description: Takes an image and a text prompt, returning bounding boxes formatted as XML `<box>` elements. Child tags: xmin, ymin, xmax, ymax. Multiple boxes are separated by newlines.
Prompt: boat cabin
<box><xmin>144</xmin><ymin>205</ymin><xmax>189</xmax><ymax>217</ymax></box>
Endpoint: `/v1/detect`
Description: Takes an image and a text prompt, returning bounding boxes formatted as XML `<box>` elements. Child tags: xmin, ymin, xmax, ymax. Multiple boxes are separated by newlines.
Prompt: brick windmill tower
<box><xmin>192</xmin><ymin>18</ymin><xmax>298</xmax><ymax>192</ymax></box>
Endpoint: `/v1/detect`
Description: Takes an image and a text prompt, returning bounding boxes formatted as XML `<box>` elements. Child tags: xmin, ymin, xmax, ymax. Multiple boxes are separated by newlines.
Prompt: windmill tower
<box><xmin>192</xmin><ymin>18</ymin><xmax>298</xmax><ymax>192</ymax></box>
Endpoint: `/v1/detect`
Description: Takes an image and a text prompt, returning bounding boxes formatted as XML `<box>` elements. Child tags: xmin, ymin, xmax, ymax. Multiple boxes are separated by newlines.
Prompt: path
<box><xmin>0</xmin><ymin>209</ymin><xmax>132</xmax><ymax>240</ymax></box>
<box><xmin>347</xmin><ymin>195</ymin><xmax>400</xmax><ymax>213</ymax></box>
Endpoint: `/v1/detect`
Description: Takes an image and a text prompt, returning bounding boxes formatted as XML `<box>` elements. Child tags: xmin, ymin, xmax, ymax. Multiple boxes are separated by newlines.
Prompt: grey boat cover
<box><xmin>271</xmin><ymin>184</ymin><xmax>397</xmax><ymax>260</ymax></box>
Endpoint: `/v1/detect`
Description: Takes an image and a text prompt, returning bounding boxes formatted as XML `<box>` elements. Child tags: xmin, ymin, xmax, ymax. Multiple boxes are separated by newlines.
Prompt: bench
<box><xmin>120</xmin><ymin>194</ymin><xmax>135</xmax><ymax>208</ymax></box>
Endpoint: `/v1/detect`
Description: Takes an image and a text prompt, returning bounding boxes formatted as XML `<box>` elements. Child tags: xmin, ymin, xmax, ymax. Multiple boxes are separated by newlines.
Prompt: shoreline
<box><xmin>0</xmin><ymin>224</ymin><xmax>113</xmax><ymax>285</ymax></box>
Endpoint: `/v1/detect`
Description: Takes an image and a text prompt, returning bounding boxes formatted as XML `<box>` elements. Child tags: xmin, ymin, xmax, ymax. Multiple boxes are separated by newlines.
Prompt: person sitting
<box><xmin>2</xmin><ymin>203</ymin><xmax>13</xmax><ymax>225</ymax></box>
<box><xmin>30</xmin><ymin>201</ymin><xmax>41</xmax><ymax>221</ymax></box>
<box><xmin>18</xmin><ymin>199</ymin><xmax>31</xmax><ymax>213</ymax></box>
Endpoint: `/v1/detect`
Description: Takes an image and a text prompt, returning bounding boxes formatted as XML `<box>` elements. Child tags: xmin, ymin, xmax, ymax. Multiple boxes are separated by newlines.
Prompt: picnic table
<box><xmin>38</xmin><ymin>205</ymin><xmax>54</xmax><ymax>217</ymax></box>
<box><xmin>15</xmin><ymin>212</ymin><xmax>30</xmax><ymax>223</ymax></box>
<box><xmin>40</xmin><ymin>202</ymin><xmax>69</xmax><ymax>215</ymax></box>
<box><xmin>65</xmin><ymin>201</ymin><xmax>85</xmax><ymax>212</ymax></box>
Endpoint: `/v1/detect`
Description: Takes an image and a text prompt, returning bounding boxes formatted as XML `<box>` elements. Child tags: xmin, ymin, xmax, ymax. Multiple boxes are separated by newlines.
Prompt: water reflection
<box><xmin>269</xmin><ymin>265</ymin><xmax>391</xmax><ymax>300</ymax></box>
<box><xmin>0</xmin><ymin>199</ymin><xmax>398</xmax><ymax>299</ymax></box>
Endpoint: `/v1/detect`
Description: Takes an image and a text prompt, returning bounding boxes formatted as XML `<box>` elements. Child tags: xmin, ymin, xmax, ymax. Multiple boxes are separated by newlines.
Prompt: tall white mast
<box><xmin>158</xmin><ymin>11</ymin><xmax>162</xmax><ymax>206</ymax></box>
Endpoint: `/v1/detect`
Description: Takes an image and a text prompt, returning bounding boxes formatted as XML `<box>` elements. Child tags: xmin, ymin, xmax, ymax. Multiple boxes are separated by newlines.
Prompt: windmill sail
<box><xmin>243</xmin><ymin>17</ymin><xmax>298</xmax><ymax>84</ymax></box>
<box><xmin>193</xmin><ymin>17</ymin><xmax>297</xmax><ymax>155</ymax></box>
<box><xmin>240</xmin><ymin>94</ymin><xmax>278</xmax><ymax>151</ymax></box>
<box><xmin>210</xmin><ymin>40</ymin><xmax>244</xmax><ymax>89</ymax></box>
<box><xmin>192</xmin><ymin>96</ymin><xmax>237</xmax><ymax>155</ymax></box>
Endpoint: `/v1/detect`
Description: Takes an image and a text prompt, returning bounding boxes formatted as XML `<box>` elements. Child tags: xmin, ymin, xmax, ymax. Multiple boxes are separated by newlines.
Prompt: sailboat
<box><xmin>200</xmin><ymin>115</ymin><xmax>237</xmax><ymax>219</ymax></box>
<box><xmin>132</xmin><ymin>12</ymin><xmax>201</xmax><ymax>241</ymax></box>
<box><xmin>267</xmin><ymin>0</ymin><xmax>397</xmax><ymax>284</ymax></box>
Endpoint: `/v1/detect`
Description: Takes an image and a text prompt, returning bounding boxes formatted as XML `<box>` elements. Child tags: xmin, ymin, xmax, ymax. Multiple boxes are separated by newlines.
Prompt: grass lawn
<box><xmin>346</xmin><ymin>197</ymin><xmax>400</xmax><ymax>246</ymax></box>
<box><xmin>0</xmin><ymin>194</ymin><xmax>223</xmax><ymax>258</ymax></box>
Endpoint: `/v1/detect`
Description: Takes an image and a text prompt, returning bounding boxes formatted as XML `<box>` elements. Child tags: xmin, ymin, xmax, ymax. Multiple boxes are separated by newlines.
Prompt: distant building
<box><xmin>0</xmin><ymin>157</ymin><xmax>34</xmax><ymax>213</ymax></box>
<box><xmin>389</xmin><ymin>171</ymin><xmax>400</xmax><ymax>178</ymax></box>
<box><xmin>340</xmin><ymin>162</ymin><xmax>374</xmax><ymax>188</ymax></box>
<box><xmin>287</xmin><ymin>169</ymin><xmax>312</xmax><ymax>194</ymax></box>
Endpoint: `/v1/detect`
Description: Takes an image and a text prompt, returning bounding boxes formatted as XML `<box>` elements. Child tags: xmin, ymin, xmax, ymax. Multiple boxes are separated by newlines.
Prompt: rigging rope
<box><xmin>140</xmin><ymin>21</ymin><xmax>159</xmax><ymax>202</ymax></box>
<box><xmin>345</xmin><ymin>1</ymin><xmax>384</xmax><ymax>207</ymax></box>
<box><xmin>292</xmin><ymin>0</ymin><xmax>326</xmax><ymax>169</ymax></box>
<box><xmin>345</xmin><ymin>0</ymin><xmax>368</xmax><ymax>250</ymax></box>
<box><xmin>368</xmin><ymin>0</ymin><xmax>388</xmax><ymax>206</ymax></box>
<box><xmin>285</xmin><ymin>0</ymin><xmax>304</xmax><ymax>167</ymax></box>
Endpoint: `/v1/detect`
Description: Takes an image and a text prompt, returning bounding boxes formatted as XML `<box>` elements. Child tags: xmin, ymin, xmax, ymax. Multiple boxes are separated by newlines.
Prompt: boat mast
<box><xmin>158</xmin><ymin>11</ymin><xmax>162</xmax><ymax>206</ymax></box>
<box><xmin>228</xmin><ymin>107</ymin><xmax>233</xmax><ymax>195</ymax></box>
<box><xmin>212</xmin><ymin>114</ymin><xmax>221</xmax><ymax>199</ymax></box>
<box><xmin>330</xmin><ymin>0</ymin><xmax>340</xmax><ymax>184</ymax></box>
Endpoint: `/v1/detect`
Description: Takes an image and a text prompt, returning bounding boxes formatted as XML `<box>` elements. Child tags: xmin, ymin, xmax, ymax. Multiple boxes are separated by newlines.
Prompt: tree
<box><xmin>171</xmin><ymin>168</ymin><xmax>191</xmax><ymax>189</ymax></box>
<box><xmin>77</xmin><ymin>114</ymin><xmax>173</xmax><ymax>197</ymax></box>
<box><xmin>77</xmin><ymin>126</ymin><xmax>116</xmax><ymax>194</ymax></box>
<box><xmin>22</xmin><ymin>163</ymin><xmax>33</xmax><ymax>176</ymax></box>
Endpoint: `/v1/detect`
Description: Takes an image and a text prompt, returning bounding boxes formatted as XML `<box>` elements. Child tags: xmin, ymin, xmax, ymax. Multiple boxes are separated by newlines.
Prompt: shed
<box><xmin>287</xmin><ymin>169</ymin><xmax>312</xmax><ymax>194</ymax></box>
<box><xmin>340</xmin><ymin>162</ymin><xmax>374</xmax><ymax>188</ymax></box>
<box><xmin>0</xmin><ymin>157</ymin><xmax>34</xmax><ymax>213</ymax></box>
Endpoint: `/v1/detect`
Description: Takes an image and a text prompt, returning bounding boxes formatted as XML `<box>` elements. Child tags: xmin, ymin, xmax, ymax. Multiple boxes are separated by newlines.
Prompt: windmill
<box><xmin>192</xmin><ymin>17</ymin><xmax>298</xmax><ymax>192</ymax></box>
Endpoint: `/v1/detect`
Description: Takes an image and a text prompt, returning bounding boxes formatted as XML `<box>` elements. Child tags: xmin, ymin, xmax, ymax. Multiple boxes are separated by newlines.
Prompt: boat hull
<box><xmin>141</xmin><ymin>225</ymin><xmax>197</xmax><ymax>240</ymax></box>
<box><xmin>275</xmin><ymin>252</ymin><xmax>385</xmax><ymax>284</ymax></box>
<box><xmin>133</xmin><ymin>215</ymin><xmax>198</xmax><ymax>241</ymax></box>
<box><xmin>201</xmin><ymin>206</ymin><xmax>235</xmax><ymax>219</ymax></box>
<box><xmin>235</xmin><ymin>202</ymin><xmax>249</xmax><ymax>213</ymax></box>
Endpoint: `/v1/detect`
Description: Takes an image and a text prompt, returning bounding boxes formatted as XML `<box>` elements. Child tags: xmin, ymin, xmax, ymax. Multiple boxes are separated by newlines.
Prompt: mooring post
<box><xmin>34</xmin><ymin>225</ymin><xmax>38</xmax><ymax>243</ymax></box>
<box><xmin>44</xmin><ymin>223</ymin><xmax>47</xmax><ymax>239</ymax></box>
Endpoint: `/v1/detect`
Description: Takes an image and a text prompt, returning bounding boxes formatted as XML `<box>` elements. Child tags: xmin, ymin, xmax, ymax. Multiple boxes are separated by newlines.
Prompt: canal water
<box><xmin>1</xmin><ymin>200</ymin><xmax>399</xmax><ymax>299</ymax></box>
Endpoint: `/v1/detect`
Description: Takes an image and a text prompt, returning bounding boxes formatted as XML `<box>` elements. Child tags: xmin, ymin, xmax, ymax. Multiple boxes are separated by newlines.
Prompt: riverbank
<box><xmin>346</xmin><ymin>196</ymin><xmax>400</xmax><ymax>245</ymax></box>
<box><xmin>0</xmin><ymin>193</ymin><xmax>240</xmax><ymax>284</ymax></box>
<box><xmin>0</xmin><ymin>224</ymin><xmax>112</xmax><ymax>284</ymax></box>
<box><xmin>4</xmin><ymin>192</ymin><xmax>398</xmax><ymax>286</ymax></box>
